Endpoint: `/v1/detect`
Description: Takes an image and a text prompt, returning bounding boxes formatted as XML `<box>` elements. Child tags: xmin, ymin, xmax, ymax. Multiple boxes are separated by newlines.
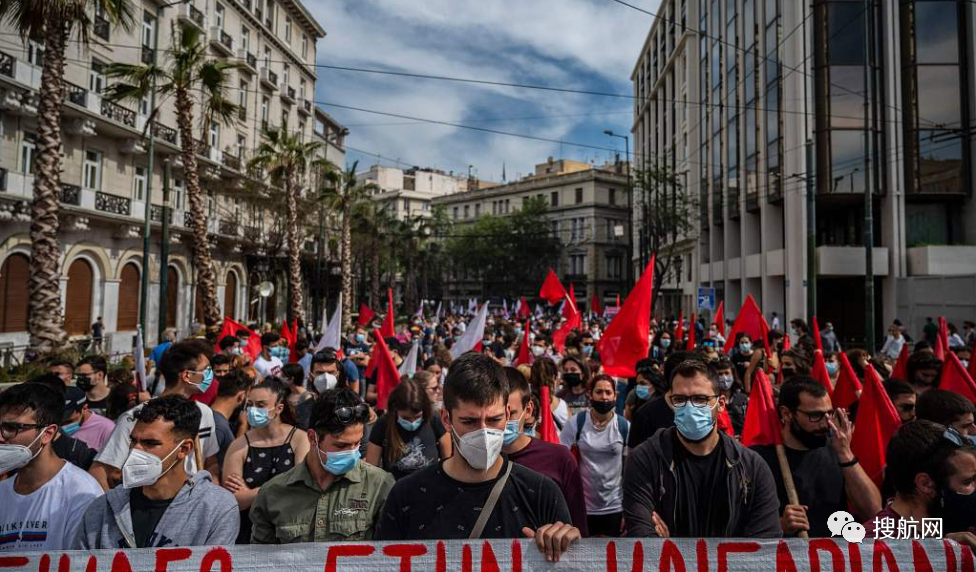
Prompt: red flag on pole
<box><xmin>615</xmin><ymin>294</ymin><xmax>621</xmax><ymax>309</ymax></box>
<box><xmin>562</xmin><ymin>284</ymin><xmax>578</xmax><ymax>319</ymax></box>
<box><xmin>812</xmin><ymin>317</ymin><xmax>823</xmax><ymax>352</ymax></box>
<box><xmin>538</xmin><ymin>386</ymin><xmax>560</xmax><ymax>445</ymax></box>
<box><xmin>369</xmin><ymin>330</ymin><xmax>401</xmax><ymax>410</ymax></box>
<box><xmin>595</xmin><ymin>255</ymin><xmax>655</xmax><ymax>377</ymax></box>
<box><xmin>553</xmin><ymin>288</ymin><xmax>581</xmax><ymax>353</ymax></box>
<box><xmin>832</xmin><ymin>351</ymin><xmax>863</xmax><ymax>410</ymax></box>
<box><xmin>591</xmin><ymin>293</ymin><xmax>603</xmax><ymax>316</ymax></box>
<box><xmin>741</xmin><ymin>370</ymin><xmax>783</xmax><ymax>447</ymax></box>
<box><xmin>850</xmin><ymin>364</ymin><xmax>901</xmax><ymax>488</ymax></box>
<box><xmin>939</xmin><ymin>317</ymin><xmax>950</xmax><ymax>357</ymax></box>
<box><xmin>517</xmin><ymin>296</ymin><xmax>531</xmax><ymax>319</ymax></box>
<box><xmin>721</xmin><ymin>295</ymin><xmax>772</xmax><ymax>354</ymax></box>
<box><xmin>290</xmin><ymin>319</ymin><xmax>299</xmax><ymax>363</ymax></box>
<box><xmin>539</xmin><ymin>269</ymin><xmax>568</xmax><ymax>305</ymax></box>
<box><xmin>811</xmin><ymin>350</ymin><xmax>835</xmax><ymax>395</ymax></box>
<box><xmin>380</xmin><ymin>288</ymin><xmax>396</xmax><ymax>339</ymax></box>
<box><xmin>687</xmin><ymin>314</ymin><xmax>697</xmax><ymax>350</ymax></box>
<box><xmin>940</xmin><ymin>351</ymin><xmax>976</xmax><ymax>404</ymax></box>
<box><xmin>280</xmin><ymin>320</ymin><xmax>295</xmax><ymax>363</ymax></box>
<box><xmin>514</xmin><ymin>319</ymin><xmax>532</xmax><ymax>366</ymax></box>
<box><xmin>674</xmin><ymin>312</ymin><xmax>684</xmax><ymax>345</ymax></box>
<box><xmin>217</xmin><ymin>317</ymin><xmax>261</xmax><ymax>361</ymax></box>
<box><xmin>712</xmin><ymin>301</ymin><xmax>725</xmax><ymax>338</ymax></box>
<box><xmin>891</xmin><ymin>343</ymin><xmax>910</xmax><ymax>380</ymax></box>
<box><xmin>935</xmin><ymin>330</ymin><xmax>947</xmax><ymax>361</ymax></box>
<box><xmin>356</xmin><ymin>303</ymin><xmax>376</xmax><ymax>327</ymax></box>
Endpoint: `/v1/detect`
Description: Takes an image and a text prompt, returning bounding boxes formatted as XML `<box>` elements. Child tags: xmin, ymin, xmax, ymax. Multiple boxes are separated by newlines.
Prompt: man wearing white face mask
<box><xmin>74</xmin><ymin>395</ymin><xmax>239</xmax><ymax>549</ymax></box>
<box><xmin>0</xmin><ymin>383</ymin><xmax>102</xmax><ymax>551</ymax></box>
<box><xmin>375</xmin><ymin>353</ymin><xmax>580</xmax><ymax>562</ymax></box>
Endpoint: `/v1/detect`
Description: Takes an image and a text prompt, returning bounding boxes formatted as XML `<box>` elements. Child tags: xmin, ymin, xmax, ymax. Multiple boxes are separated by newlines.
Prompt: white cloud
<box><xmin>306</xmin><ymin>0</ymin><xmax>659</xmax><ymax>178</ymax></box>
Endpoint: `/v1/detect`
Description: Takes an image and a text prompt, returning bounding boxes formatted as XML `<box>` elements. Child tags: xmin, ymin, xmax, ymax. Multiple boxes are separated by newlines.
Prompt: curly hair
<box><xmin>135</xmin><ymin>395</ymin><xmax>201</xmax><ymax>441</ymax></box>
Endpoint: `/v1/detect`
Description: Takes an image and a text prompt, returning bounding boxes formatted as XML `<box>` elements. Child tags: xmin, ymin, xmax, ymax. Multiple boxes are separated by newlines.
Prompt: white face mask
<box><xmin>452</xmin><ymin>427</ymin><xmax>504</xmax><ymax>471</ymax></box>
<box><xmin>121</xmin><ymin>442</ymin><xmax>185</xmax><ymax>489</ymax></box>
<box><xmin>0</xmin><ymin>429</ymin><xmax>46</xmax><ymax>474</ymax></box>
<box><xmin>313</xmin><ymin>373</ymin><xmax>338</xmax><ymax>394</ymax></box>
<box><xmin>530</xmin><ymin>346</ymin><xmax>545</xmax><ymax>357</ymax></box>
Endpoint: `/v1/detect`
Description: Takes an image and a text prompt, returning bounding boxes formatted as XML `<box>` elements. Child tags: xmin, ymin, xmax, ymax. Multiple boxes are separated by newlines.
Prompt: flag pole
<box><xmin>775</xmin><ymin>444</ymin><xmax>808</xmax><ymax>539</ymax></box>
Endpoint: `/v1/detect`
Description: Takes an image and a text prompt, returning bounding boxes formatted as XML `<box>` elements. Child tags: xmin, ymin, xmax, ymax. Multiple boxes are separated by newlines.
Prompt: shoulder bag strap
<box><xmin>469</xmin><ymin>460</ymin><xmax>513</xmax><ymax>540</ymax></box>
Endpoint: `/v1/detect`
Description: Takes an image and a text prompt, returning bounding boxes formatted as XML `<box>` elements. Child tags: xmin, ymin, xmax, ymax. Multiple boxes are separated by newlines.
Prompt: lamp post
<box><xmin>603</xmin><ymin>130</ymin><xmax>633</xmax><ymax>290</ymax></box>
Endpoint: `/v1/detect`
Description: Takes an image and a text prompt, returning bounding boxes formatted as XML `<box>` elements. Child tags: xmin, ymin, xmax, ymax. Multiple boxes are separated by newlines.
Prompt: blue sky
<box><xmin>305</xmin><ymin>0</ymin><xmax>660</xmax><ymax>181</ymax></box>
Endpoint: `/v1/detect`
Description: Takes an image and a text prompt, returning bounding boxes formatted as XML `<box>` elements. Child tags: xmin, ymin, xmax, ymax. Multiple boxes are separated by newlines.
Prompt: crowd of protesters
<box><xmin>1</xmin><ymin>307</ymin><xmax>976</xmax><ymax>556</ymax></box>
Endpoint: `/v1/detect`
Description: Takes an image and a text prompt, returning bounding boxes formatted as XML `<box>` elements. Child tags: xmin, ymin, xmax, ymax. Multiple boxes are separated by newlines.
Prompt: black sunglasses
<box><xmin>334</xmin><ymin>403</ymin><xmax>369</xmax><ymax>425</ymax></box>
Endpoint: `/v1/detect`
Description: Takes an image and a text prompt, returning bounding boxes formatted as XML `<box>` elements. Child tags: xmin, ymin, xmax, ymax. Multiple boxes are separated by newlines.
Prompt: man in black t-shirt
<box><xmin>375</xmin><ymin>353</ymin><xmax>580</xmax><ymax>562</ymax></box>
<box><xmin>751</xmin><ymin>377</ymin><xmax>881</xmax><ymax>537</ymax></box>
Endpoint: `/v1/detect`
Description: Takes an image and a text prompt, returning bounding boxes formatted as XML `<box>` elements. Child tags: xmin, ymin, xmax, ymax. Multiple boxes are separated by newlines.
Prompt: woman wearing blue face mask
<box><xmin>222</xmin><ymin>378</ymin><xmax>309</xmax><ymax>544</ymax></box>
<box><xmin>625</xmin><ymin>366</ymin><xmax>658</xmax><ymax>421</ymax></box>
<box><xmin>651</xmin><ymin>332</ymin><xmax>673</xmax><ymax>361</ymax></box>
<box><xmin>364</xmin><ymin>378</ymin><xmax>451</xmax><ymax>480</ymax></box>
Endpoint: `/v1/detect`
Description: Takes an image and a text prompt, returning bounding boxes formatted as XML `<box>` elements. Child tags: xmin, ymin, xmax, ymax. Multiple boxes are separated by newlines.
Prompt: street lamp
<box><xmin>603</xmin><ymin>129</ymin><xmax>633</xmax><ymax>289</ymax></box>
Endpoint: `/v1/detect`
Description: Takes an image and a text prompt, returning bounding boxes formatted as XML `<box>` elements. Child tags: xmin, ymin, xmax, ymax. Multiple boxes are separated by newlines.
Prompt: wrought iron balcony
<box><xmin>219</xmin><ymin>219</ymin><xmax>238</xmax><ymax>236</ymax></box>
<box><xmin>281</xmin><ymin>85</ymin><xmax>295</xmax><ymax>103</ymax></box>
<box><xmin>94</xmin><ymin>15</ymin><xmax>110</xmax><ymax>41</ymax></box>
<box><xmin>189</xmin><ymin>5</ymin><xmax>205</xmax><ymax>28</ymax></box>
<box><xmin>243</xmin><ymin>226</ymin><xmax>261</xmax><ymax>242</ymax></box>
<box><xmin>95</xmin><ymin>191</ymin><xmax>131</xmax><ymax>215</ymax></box>
<box><xmin>100</xmin><ymin>98</ymin><xmax>136</xmax><ymax>128</ymax></box>
<box><xmin>141</xmin><ymin>45</ymin><xmax>153</xmax><ymax>65</ymax></box>
<box><xmin>152</xmin><ymin>121</ymin><xmax>178</xmax><ymax>145</ymax></box>
<box><xmin>238</xmin><ymin>50</ymin><xmax>257</xmax><ymax>74</ymax></box>
<box><xmin>260</xmin><ymin>67</ymin><xmax>278</xmax><ymax>90</ymax></box>
<box><xmin>298</xmin><ymin>99</ymin><xmax>311</xmax><ymax>115</ymax></box>
<box><xmin>184</xmin><ymin>211</ymin><xmax>194</xmax><ymax>228</ymax></box>
<box><xmin>63</xmin><ymin>81</ymin><xmax>87</xmax><ymax>106</ymax></box>
<box><xmin>0</xmin><ymin>51</ymin><xmax>14</xmax><ymax>78</ymax></box>
<box><xmin>194</xmin><ymin>138</ymin><xmax>210</xmax><ymax>156</ymax></box>
<box><xmin>222</xmin><ymin>153</ymin><xmax>242</xmax><ymax>171</ymax></box>
<box><xmin>150</xmin><ymin>204</ymin><xmax>173</xmax><ymax>224</ymax></box>
<box><xmin>210</xmin><ymin>27</ymin><xmax>233</xmax><ymax>55</ymax></box>
<box><xmin>60</xmin><ymin>184</ymin><xmax>81</xmax><ymax>205</ymax></box>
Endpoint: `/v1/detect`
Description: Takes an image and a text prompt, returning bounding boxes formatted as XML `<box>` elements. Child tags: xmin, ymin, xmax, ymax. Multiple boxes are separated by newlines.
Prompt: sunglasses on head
<box><xmin>334</xmin><ymin>403</ymin><xmax>369</xmax><ymax>425</ymax></box>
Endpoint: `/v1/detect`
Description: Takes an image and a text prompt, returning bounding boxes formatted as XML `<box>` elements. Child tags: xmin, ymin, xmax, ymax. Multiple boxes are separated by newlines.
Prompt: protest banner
<box><xmin>1</xmin><ymin>538</ymin><xmax>968</xmax><ymax>572</ymax></box>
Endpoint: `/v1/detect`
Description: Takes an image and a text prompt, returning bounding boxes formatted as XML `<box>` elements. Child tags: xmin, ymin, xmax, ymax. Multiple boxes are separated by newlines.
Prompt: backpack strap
<box><xmin>575</xmin><ymin>412</ymin><xmax>586</xmax><ymax>444</ymax></box>
<box><xmin>616</xmin><ymin>415</ymin><xmax>629</xmax><ymax>447</ymax></box>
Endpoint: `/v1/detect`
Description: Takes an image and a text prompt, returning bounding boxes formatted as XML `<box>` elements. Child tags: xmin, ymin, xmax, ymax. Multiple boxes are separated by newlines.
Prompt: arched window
<box><xmin>0</xmin><ymin>254</ymin><xmax>29</xmax><ymax>333</ymax></box>
<box><xmin>224</xmin><ymin>271</ymin><xmax>238</xmax><ymax>320</ymax></box>
<box><xmin>65</xmin><ymin>259</ymin><xmax>94</xmax><ymax>336</ymax></box>
<box><xmin>166</xmin><ymin>266</ymin><xmax>179</xmax><ymax>328</ymax></box>
<box><xmin>117</xmin><ymin>263</ymin><xmax>140</xmax><ymax>331</ymax></box>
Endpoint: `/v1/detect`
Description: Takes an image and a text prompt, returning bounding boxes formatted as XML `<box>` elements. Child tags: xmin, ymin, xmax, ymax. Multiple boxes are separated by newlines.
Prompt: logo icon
<box><xmin>842</xmin><ymin>522</ymin><xmax>866</xmax><ymax>544</ymax></box>
<box><xmin>827</xmin><ymin>510</ymin><xmax>856</xmax><ymax>537</ymax></box>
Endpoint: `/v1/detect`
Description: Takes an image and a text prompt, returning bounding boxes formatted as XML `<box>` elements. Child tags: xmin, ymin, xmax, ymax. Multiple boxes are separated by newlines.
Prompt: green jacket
<box><xmin>249</xmin><ymin>459</ymin><xmax>394</xmax><ymax>544</ymax></box>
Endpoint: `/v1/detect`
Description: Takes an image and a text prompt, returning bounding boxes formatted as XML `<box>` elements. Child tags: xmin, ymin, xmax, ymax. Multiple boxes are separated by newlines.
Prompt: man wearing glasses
<box><xmin>89</xmin><ymin>340</ymin><xmax>222</xmax><ymax>490</ymax></box>
<box><xmin>623</xmin><ymin>359</ymin><xmax>781</xmax><ymax>538</ymax></box>
<box><xmin>249</xmin><ymin>388</ymin><xmax>394</xmax><ymax>543</ymax></box>
<box><xmin>751</xmin><ymin>377</ymin><xmax>881</xmax><ymax>537</ymax></box>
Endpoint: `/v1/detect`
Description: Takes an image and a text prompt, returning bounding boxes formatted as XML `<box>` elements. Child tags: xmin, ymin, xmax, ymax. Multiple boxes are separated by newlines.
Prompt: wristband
<box><xmin>838</xmin><ymin>457</ymin><xmax>858</xmax><ymax>468</ymax></box>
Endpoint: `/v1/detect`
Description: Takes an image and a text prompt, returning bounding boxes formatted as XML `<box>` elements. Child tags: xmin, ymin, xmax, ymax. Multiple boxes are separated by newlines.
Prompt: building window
<box><xmin>239</xmin><ymin>80</ymin><xmax>248</xmax><ymax>114</ymax></box>
<box><xmin>27</xmin><ymin>40</ymin><xmax>44</xmax><ymax>66</ymax></box>
<box><xmin>475</xmin><ymin>203</ymin><xmax>481</xmax><ymax>217</ymax></box>
<box><xmin>607</xmin><ymin>256</ymin><xmax>622</xmax><ymax>279</ymax></box>
<box><xmin>261</xmin><ymin>96</ymin><xmax>269</xmax><ymax>121</ymax></box>
<box><xmin>89</xmin><ymin>60</ymin><xmax>106</xmax><ymax>93</ymax></box>
<box><xmin>83</xmin><ymin>149</ymin><xmax>102</xmax><ymax>190</ymax></box>
<box><xmin>609</xmin><ymin>188</ymin><xmax>616</xmax><ymax>205</ymax></box>
<box><xmin>550</xmin><ymin>191</ymin><xmax>559</xmax><ymax>207</ymax></box>
<box><xmin>215</xmin><ymin>3</ymin><xmax>224</xmax><ymax>29</ymax></box>
<box><xmin>236</xmin><ymin>134</ymin><xmax>246</xmax><ymax>158</ymax></box>
<box><xmin>301</xmin><ymin>35</ymin><xmax>308</xmax><ymax>60</ymax></box>
<box><xmin>241</xmin><ymin>26</ymin><xmax>249</xmax><ymax>52</ymax></box>
<box><xmin>209</xmin><ymin>123</ymin><xmax>220</xmax><ymax>149</ymax></box>
<box><xmin>173</xmin><ymin>179</ymin><xmax>184</xmax><ymax>210</ymax></box>
<box><xmin>283</xmin><ymin>64</ymin><xmax>290</xmax><ymax>88</ymax></box>
<box><xmin>299</xmin><ymin>79</ymin><xmax>306</xmax><ymax>100</ymax></box>
<box><xmin>453</xmin><ymin>207</ymin><xmax>458</xmax><ymax>220</ymax></box>
<box><xmin>134</xmin><ymin>165</ymin><xmax>147</xmax><ymax>201</ymax></box>
<box><xmin>284</xmin><ymin>18</ymin><xmax>291</xmax><ymax>44</ymax></box>
<box><xmin>142</xmin><ymin>13</ymin><xmax>155</xmax><ymax>47</ymax></box>
<box><xmin>463</xmin><ymin>205</ymin><xmax>469</xmax><ymax>218</ymax></box>
<box><xmin>575</xmin><ymin>187</ymin><xmax>583</xmax><ymax>204</ymax></box>
<box><xmin>298</xmin><ymin>121</ymin><xmax>305</xmax><ymax>140</ymax></box>
<box><xmin>403</xmin><ymin>198</ymin><xmax>410</xmax><ymax>212</ymax></box>
<box><xmin>570</xmin><ymin>254</ymin><xmax>587</xmax><ymax>275</ymax></box>
<box><xmin>263</xmin><ymin>46</ymin><xmax>271</xmax><ymax>68</ymax></box>
<box><xmin>20</xmin><ymin>133</ymin><xmax>36</xmax><ymax>175</ymax></box>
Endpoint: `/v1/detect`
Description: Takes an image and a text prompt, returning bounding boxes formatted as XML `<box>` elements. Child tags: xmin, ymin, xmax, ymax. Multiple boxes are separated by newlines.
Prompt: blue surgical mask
<box><xmin>247</xmin><ymin>407</ymin><xmax>271</xmax><ymax>428</ymax></box>
<box><xmin>61</xmin><ymin>420</ymin><xmax>82</xmax><ymax>436</ymax></box>
<box><xmin>320</xmin><ymin>447</ymin><xmax>360</xmax><ymax>476</ymax></box>
<box><xmin>673</xmin><ymin>402</ymin><xmax>717</xmax><ymax>441</ymax></box>
<box><xmin>826</xmin><ymin>362</ymin><xmax>839</xmax><ymax>375</ymax></box>
<box><xmin>397</xmin><ymin>416</ymin><xmax>423</xmax><ymax>432</ymax></box>
<box><xmin>503</xmin><ymin>420</ymin><xmax>521</xmax><ymax>446</ymax></box>
<box><xmin>355</xmin><ymin>333</ymin><xmax>365</xmax><ymax>344</ymax></box>
<box><xmin>660</xmin><ymin>339</ymin><xmax>671</xmax><ymax>349</ymax></box>
<box><xmin>636</xmin><ymin>385</ymin><xmax>651</xmax><ymax>400</ymax></box>
<box><xmin>188</xmin><ymin>367</ymin><xmax>214</xmax><ymax>393</ymax></box>
<box><xmin>740</xmin><ymin>342</ymin><xmax>752</xmax><ymax>353</ymax></box>
<box><xmin>524</xmin><ymin>426</ymin><xmax>536</xmax><ymax>438</ymax></box>
<box><xmin>271</xmin><ymin>346</ymin><xmax>290</xmax><ymax>361</ymax></box>
<box><xmin>582</xmin><ymin>345</ymin><xmax>594</xmax><ymax>357</ymax></box>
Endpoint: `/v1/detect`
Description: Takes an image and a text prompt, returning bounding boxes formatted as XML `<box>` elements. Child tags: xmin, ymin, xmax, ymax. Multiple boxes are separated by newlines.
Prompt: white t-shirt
<box><xmin>95</xmin><ymin>399</ymin><xmax>219</xmax><ymax>473</ymax></box>
<box><xmin>0</xmin><ymin>462</ymin><xmax>103</xmax><ymax>551</ymax></box>
<box><xmin>552</xmin><ymin>398</ymin><xmax>569</xmax><ymax>430</ymax></box>
<box><xmin>253</xmin><ymin>355</ymin><xmax>283</xmax><ymax>380</ymax></box>
<box><xmin>559</xmin><ymin>411</ymin><xmax>626</xmax><ymax>515</ymax></box>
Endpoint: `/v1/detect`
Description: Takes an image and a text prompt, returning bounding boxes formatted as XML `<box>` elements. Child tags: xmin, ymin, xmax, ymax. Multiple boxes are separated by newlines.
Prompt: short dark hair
<box><xmin>211</xmin><ymin>354</ymin><xmax>231</xmax><ymax>368</ymax></box>
<box><xmin>76</xmin><ymin>355</ymin><xmax>107</xmax><ymax>374</ymax></box>
<box><xmin>261</xmin><ymin>332</ymin><xmax>280</xmax><ymax>347</ymax></box>
<box><xmin>134</xmin><ymin>395</ymin><xmax>201</xmax><ymax>441</ymax></box>
<box><xmin>309</xmin><ymin>388</ymin><xmax>367</xmax><ymax>436</ymax></box>
<box><xmin>0</xmin><ymin>382</ymin><xmax>64</xmax><ymax>428</ymax></box>
<box><xmin>312</xmin><ymin>349</ymin><xmax>338</xmax><ymax>365</ymax></box>
<box><xmin>778</xmin><ymin>377</ymin><xmax>829</xmax><ymax>410</ymax></box>
<box><xmin>886</xmin><ymin>420</ymin><xmax>959</xmax><ymax>495</ymax></box>
<box><xmin>503</xmin><ymin>366</ymin><xmax>531</xmax><ymax>408</ymax></box>
<box><xmin>663</xmin><ymin>351</ymin><xmax>703</xmax><ymax>390</ymax></box>
<box><xmin>159</xmin><ymin>339</ymin><xmax>213</xmax><ymax>388</ymax></box>
<box><xmin>917</xmin><ymin>389</ymin><xmax>976</xmax><ymax>427</ymax></box>
<box><xmin>281</xmin><ymin>363</ymin><xmax>305</xmax><ymax>386</ymax></box>
<box><xmin>587</xmin><ymin>373</ymin><xmax>617</xmax><ymax>394</ymax></box>
<box><xmin>443</xmin><ymin>353</ymin><xmax>509</xmax><ymax>412</ymax></box>
<box><xmin>669</xmin><ymin>359</ymin><xmax>718</xmax><ymax>393</ymax></box>
<box><xmin>216</xmin><ymin>369</ymin><xmax>249</xmax><ymax>399</ymax></box>
<box><xmin>908</xmin><ymin>352</ymin><xmax>943</xmax><ymax>382</ymax></box>
<box><xmin>560</xmin><ymin>355</ymin><xmax>591</xmax><ymax>381</ymax></box>
<box><xmin>781</xmin><ymin>348</ymin><xmax>812</xmax><ymax>375</ymax></box>
<box><xmin>883</xmin><ymin>378</ymin><xmax>915</xmax><ymax>402</ymax></box>
<box><xmin>218</xmin><ymin>336</ymin><xmax>239</xmax><ymax>351</ymax></box>
<box><xmin>45</xmin><ymin>358</ymin><xmax>75</xmax><ymax>372</ymax></box>
<box><xmin>27</xmin><ymin>374</ymin><xmax>68</xmax><ymax>398</ymax></box>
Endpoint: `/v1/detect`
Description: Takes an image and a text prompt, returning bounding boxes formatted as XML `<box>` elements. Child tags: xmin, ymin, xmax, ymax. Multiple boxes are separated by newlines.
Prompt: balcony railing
<box><xmin>150</xmin><ymin>205</ymin><xmax>173</xmax><ymax>224</ymax></box>
<box><xmin>152</xmin><ymin>121</ymin><xmax>178</xmax><ymax>145</ymax></box>
<box><xmin>195</xmin><ymin>138</ymin><xmax>210</xmax><ymax>156</ymax></box>
<box><xmin>141</xmin><ymin>45</ymin><xmax>153</xmax><ymax>65</ymax></box>
<box><xmin>261</xmin><ymin>119</ymin><xmax>269</xmax><ymax>132</ymax></box>
<box><xmin>222</xmin><ymin>153</ymin><xmax>242</xmax><ymax>171</ymax></box>
<box><xmin>60</xmin><ymin>184</ymin><xmax>81</xmax><ymax>206</ymax></box>
<box><xmin>283</xmin><ymin>86</ymin><xmax>296</xmax><ymax>102</ymax></box>
<box><xmin>246</xmin><ymin>52</ymin><xmax>257</xmax><ymax>71</ymax></box>
<box><xmin>0</xmin><ymin>50</ymin><xmax>13</xmax><ymax>78</ymax></box>
<box><xmin>100</xmin><ymin>98</ymin><xmax>136</xmax><ymax>128</ymax></box>
<box><xmin>260</xmin><ymin>67</ymin><xmax>278</xmax><ymax>89</ymax></box>
<box><xmin>93</xmin><ymin>15</ymin><xmax>110</xmax><ymax>41</ymax></box>
<box><xmin>219</xmin><ymin>219</ymin><xmax>238</xmax><ymax>236</ymax></box>
<box><xmin>299</xmin><ymin>99</ymin><xmax>311</xmax><ymax>115</ymax></box>
<box><xmin>243</xmin><ymin>226</ymin><xmax>261</xmax><ymax>242</ymax></box>
<box><xmin>220</xmin><ymin>30</ymin><xmax>233</xmax><ymax>51</ymax></box>
<box><xmin>95</xmin><ymin>191</ymin><xmax>131</xmax><ymax>215</ymax></box>
<box><xmin>184</xmin><ymin>211</ymin><xmax>194</xmax><ymax>228</ymax></box>
<box><xmin>64</xmin><ymin>81</ymin><xmax>87</xmax><ymax>106</ymax></box>
<box><xmin>189</xmin><ymin>5</ymin><xmax>205</xmax><ymax>28</ymax></box>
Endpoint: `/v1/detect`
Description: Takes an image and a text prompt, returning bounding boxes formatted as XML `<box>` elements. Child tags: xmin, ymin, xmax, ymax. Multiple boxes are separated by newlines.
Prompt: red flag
<box><xmin>591</xmin><ymin>293</ymin><xmax>603</xmax><ymax>316</ymax></box>
<box><xmin>538</xmin><ymin>386</ymin><xmax>560</xmax><ymax>444</ymax></box>
<box><xmin>290</xmin><ymin>319</ymin><xmax>299</xmax><ymax>363</ymax></box>
<box><xmin>721</xmin><ymin>295</ymin><xmax>772</xmax><ymax>354</ymax></box>
<box><xmin>517</xmin><ymin>296</ymin><xmax>531</xmax><ymax>319</ymax></box>
<box><xmin>850</xmin><ymin>364</ymin><xmax>901</xmax><ymax>488</ymax></box>
<box><xmin>369</xmin><ymin>329</ymin><xmax>401</xmax><ymax>410</ymax></box>
<box><xmin>939</xmin><ymin>317</ymin><xmax>950</xmax><ymax>357</ymax></box>
<box><xmin>968</xmin><ymin>347</ymin><xmax>976</xmax><ymax>385</ymax></box>
<box><xmin>832</xmin><ymin>351</ymin><xmax>863</xmax><ymax>410</ymax></box>
<box><xmin>674</xmin><ymin>312</ymin><xmax>684</xmax><ymax>345</ymax></box>
<box><xmin>712</xmin><ymin>301</ymin><xmax>725</xmax><ymax>338</ymax></box>
<box><xmin>380</xmin><ymin>288</ymin><xmax>395</xmax><ymax>339</ymax></box>
<box><xmin>562</xmin><ymin>284</ymin><xmax>578</xmax><ymax>319</ymax></box>
<box><xmin>717</xmin><ymin>409</ymin><xmax>735</xmax><ymax>437</ymax></box>
<box><xmin>280</xmin><ymin>320</ymin><xmax>295</xmax><ymax>363</ymax></box>
<box><xmin>935</xmin><ymin>329</ymin><xmax>947</xmax><ymax>361</ymax></box>
<box><xmin>940</xmin><ymin>351</ymin><xmax>976</xmax><ymax>404</ymax></box>
<box><xmin>891</xmin><ymin>343</ymin><xmax>910</xmax><ymax>380</ymax></box>
<box><xmin>811</xmin><ymin>350</ymin><xmax>835</xmax><ymax>395</ymax></box>
<box><xmin>595</xmin><ymin>256</ymin><xmax>655</xmax><ymax>377</ymax></box>
<box><xmin>812</xmin><ymin>317</ymin><xmax>823</xmax><ymax>352</ymax></box>
<box><xmin>217</xmin><ymin>317</ymin><xmax>261</xmax><ymax>361</ymax></box>
<box><xmin>687</xmin><ymin>314</ymin><xmax>697</xmax><ymax>350</ymax></box>
<box><xmin>615</xmin><ymin>294</ymin><xmax>621</xmax><ymax>309</ymax></box>
<box><xmin>553</xmin><ymin>289</ymin><xmax>581</xmax><ymax>353</ymax></box>
<box><xmin>515</xmin><ymin>319</ymin><xmax>532</xmax><ymax>366</ymax></box>
<box><xmin>741</xmin><ymin>370</ymin><xmax>783</xmax><ymax>447</ymax></box>
<box><xmin>539</xmin><ymin>269</ymin><xmax>568</xmax><ymax>305</ymax></box>
<box><xmin>356</xmin><ymin>303</ymin><xmax>376</xmax><ymax>327</ymax></box>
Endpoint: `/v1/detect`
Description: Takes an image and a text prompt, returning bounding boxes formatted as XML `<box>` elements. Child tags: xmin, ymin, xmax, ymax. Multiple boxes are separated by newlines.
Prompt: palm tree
<box><xmin>0</xmin><ymin>0</ymin><xmax>134</xmax><ymax>353</ymax></box>
<box><xmin>248</xmin><ymin>128</ymin><xmax>324</xmax><ymax>325</ymax></box>
<box><xmin>320</xmin><ymin>162</ymin><xmax>373</xmax><ymax>332</ymax></box>
<box><xmin>104</xmin><ymin>23</ymin><xmax>239</xmax><ymax>329</ymax></box>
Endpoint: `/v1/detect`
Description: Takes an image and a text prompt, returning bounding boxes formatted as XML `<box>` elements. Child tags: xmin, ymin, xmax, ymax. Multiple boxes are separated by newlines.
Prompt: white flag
<box><xmin>452</xmin><ymin>303</ymin><xmax>489</xmax><ymax>359</ymax></box>
<box><xmin>134</xmin><ymin>327</ymin><xmax>147</xmax><ymax>390</ymax></box>
<box><xmin>502</xmin><ymin>299</ymin><xmax>509</xmax><ymax>319</ymax></box>
<box><xmin>399</xmin><ymin>340</ymin><xmax>421</xmax><ymax>377</ymax></box>
<box><xmin>435</xmin><ymin>301</ymin><xmax>443</xmax><ymax>322</ymax></box>
<box><xmin>316</xmin><ymin>293</ymin><xmax>343</xmax><ymax>353</ymax></box>
<box><xmin>415</xmin><ymin>302</ymin><xmax>424</xmax><ymax>319</ymax></box>
<box><xmin>535</xmin><ymin>303</ymin><xmax>544</xmax><ymax>318</ymax></box>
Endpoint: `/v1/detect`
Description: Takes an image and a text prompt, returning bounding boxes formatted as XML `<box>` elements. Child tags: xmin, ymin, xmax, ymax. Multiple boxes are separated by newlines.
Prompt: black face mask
<box><xmin>75</xmin><ymin>376</ymin><xmax>95</xmax><ymax>392</ymax></box>
<box><xmin>563</xmin><ymin>373</ymin><xmax>583</xmax><ymax>387</ymax></box>
<box><xmin>939</xmin><ymin>485</ymin><xmax>976</xmax><ymax>532</ymax></box>
<box><xmin>591</xmin><ymin>400</ymin><xmax>615</xmax><ymax>415</ymax></box>
<box><xmin>790</xmin><ymin>418</ymin><xmax>828</xmax><ymax>449</ymax></box>
<box><xmin>781</xmin><ymin>368</ymin><xmax>796</xmax><ymax>380</ymax></box>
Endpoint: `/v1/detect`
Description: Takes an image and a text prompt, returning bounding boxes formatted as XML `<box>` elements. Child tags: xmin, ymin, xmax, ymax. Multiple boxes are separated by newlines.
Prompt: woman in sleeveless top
<box><xmin>223</xmin><ymin>378</ymin><xmax>309</xmax><ymax>544</ymax></box>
